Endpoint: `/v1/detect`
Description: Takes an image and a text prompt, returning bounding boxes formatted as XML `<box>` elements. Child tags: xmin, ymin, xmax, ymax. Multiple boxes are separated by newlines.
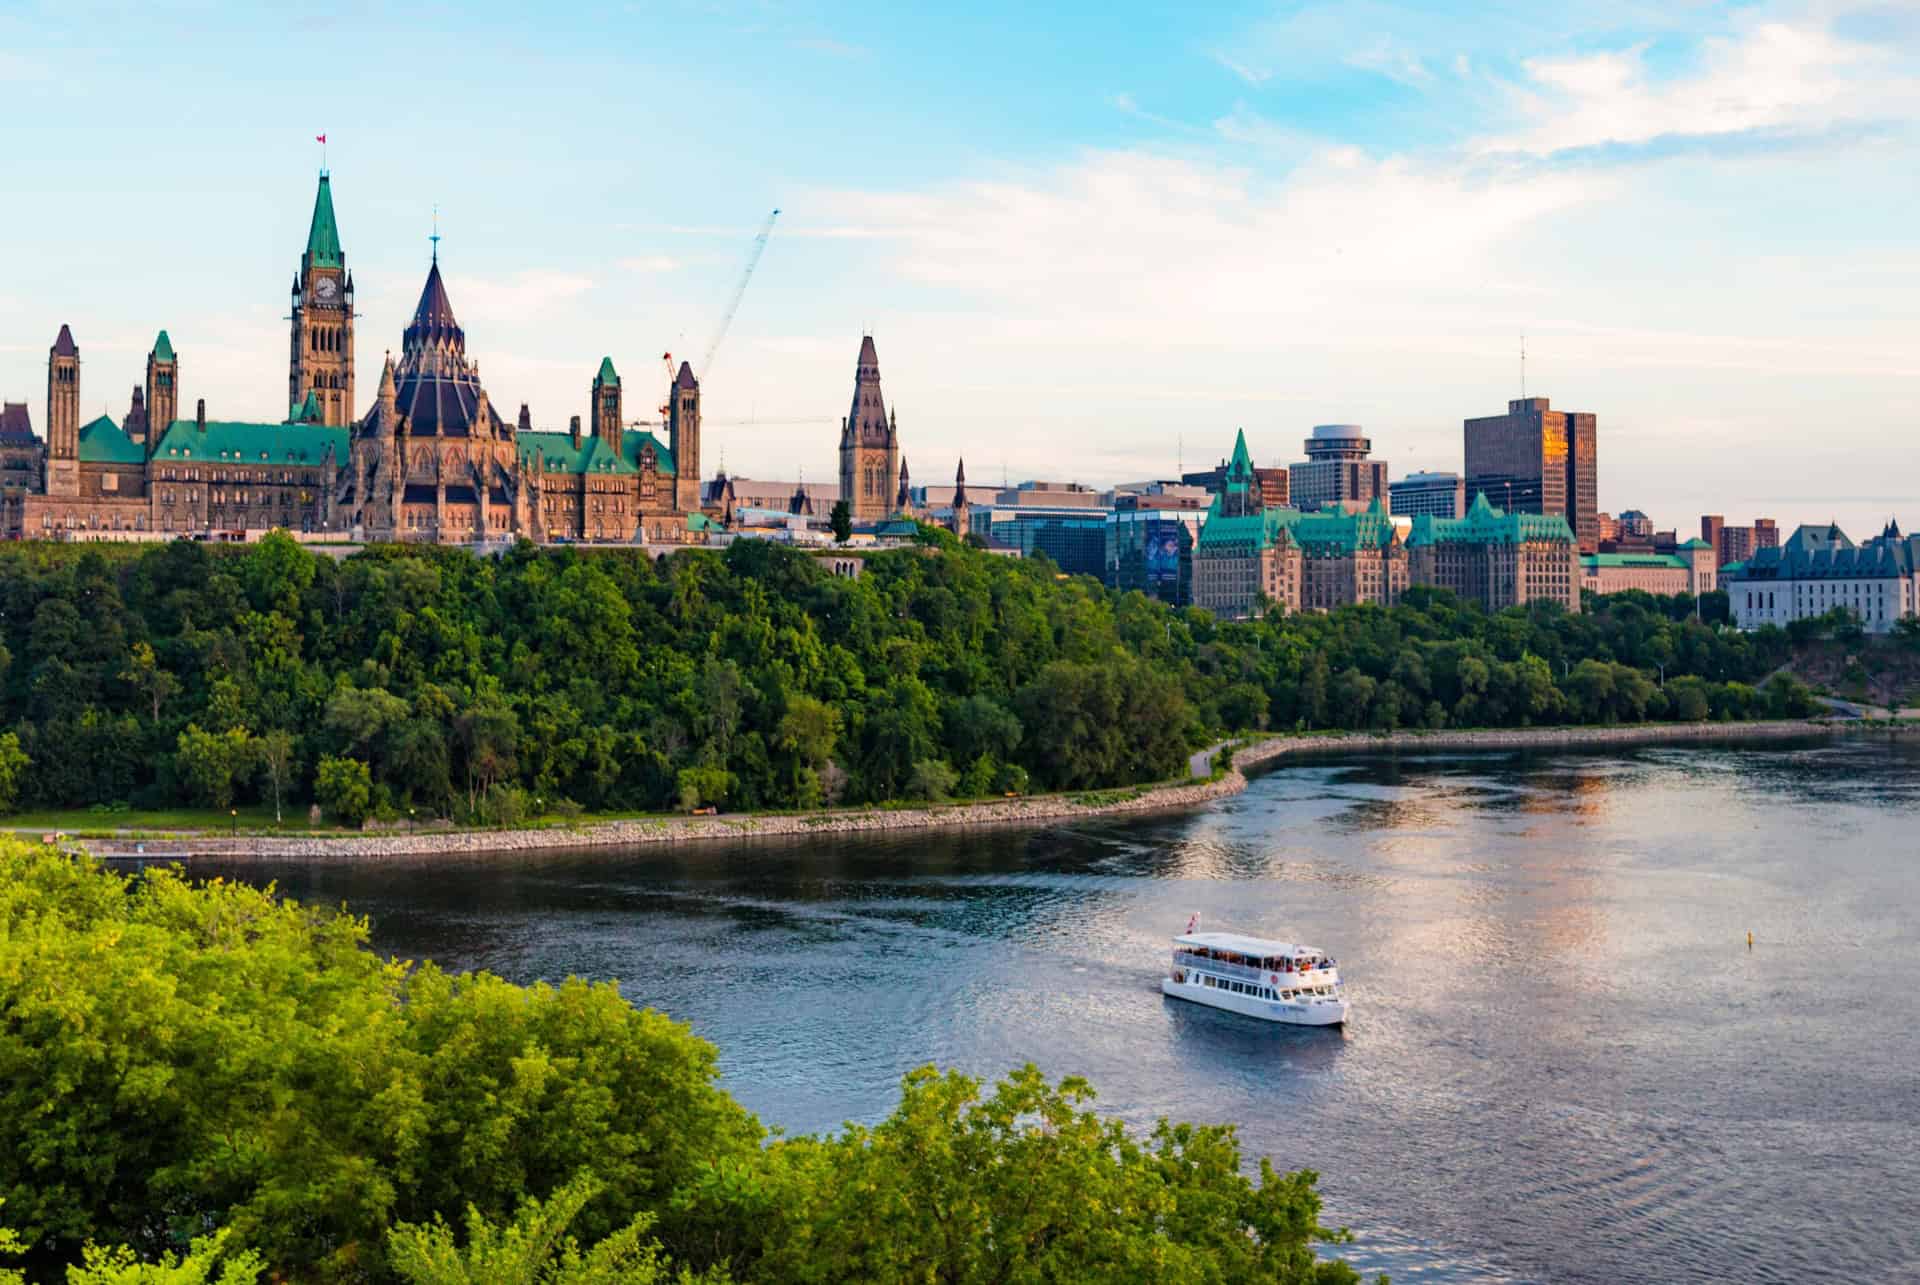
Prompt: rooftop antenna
<box><xmin>430</xmin><ymin>205</ymin><xmax>441</xmax><ymax>264</ymax></box>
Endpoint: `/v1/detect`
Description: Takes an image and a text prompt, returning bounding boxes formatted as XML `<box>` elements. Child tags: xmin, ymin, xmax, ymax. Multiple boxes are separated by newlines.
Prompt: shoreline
<box><xmin>80</xmin><ymin>718</ymin><xmax>1904</xmax><ymax>862</ymax></box>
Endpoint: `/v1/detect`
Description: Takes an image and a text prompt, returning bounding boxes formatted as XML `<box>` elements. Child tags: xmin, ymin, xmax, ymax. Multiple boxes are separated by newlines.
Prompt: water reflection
<box><xmin>203</xmin><ymin>736</ymin><xmax>1920</xmax><ymax>1284</ymax></box>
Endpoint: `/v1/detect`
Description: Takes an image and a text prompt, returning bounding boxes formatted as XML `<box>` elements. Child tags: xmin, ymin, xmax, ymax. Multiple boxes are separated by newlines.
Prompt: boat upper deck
<box><xmin>1174</xmin><ymin>930</ymin><xmax>1318</xmax><ymax>958</ymax></box>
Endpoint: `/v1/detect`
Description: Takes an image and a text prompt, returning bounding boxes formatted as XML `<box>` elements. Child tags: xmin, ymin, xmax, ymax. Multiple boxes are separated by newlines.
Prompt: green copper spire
<box><xmin>305</xmin><ymin>174</ymin><xmax>343</xmax><ymax>270</ymax></box>
<box><xmin>595</xmin><ymin>356</ymin><xmax>620</xmax><ymax>387</ymax></box>
<box><xmin>152</xmin><ymin>330</ymin><xmax>175</xmax><ymax>362</ymax></box>
<box><xmin>1227</xmin><ymin>427</ymin><xmax>1253</xmax><ymax>480</ymax></box>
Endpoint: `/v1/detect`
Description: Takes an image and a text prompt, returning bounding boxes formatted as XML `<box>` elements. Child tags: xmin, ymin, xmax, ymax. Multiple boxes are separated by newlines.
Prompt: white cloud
<box><xmin>807</xmin><ymin>147</ymin><xmax>1598</xmax><ymax>348</ymax></box>
<box><xmin>456</xmin><ymin>270</ymin><xmax>595</xmax><ymax>323</ymax></box>
<box><xmin>1484</xmin><ymin>15</ymin><xmax>1916</xmax><ymax>157</ymax></box>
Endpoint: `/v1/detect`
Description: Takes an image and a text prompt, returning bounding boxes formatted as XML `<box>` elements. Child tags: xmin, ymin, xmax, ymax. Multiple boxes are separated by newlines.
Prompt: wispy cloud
<box><xmin>457</xmin><ymin>271</ymin><xmax>595</xmax><ymax>323</ymax></box>
<box><xmin>1482</xmin><ymin>15</ymin><xmax>1919</xmax><ymax>159</ymax></box>
<box><xmin>1212</xmin><ymin>52</ymin><xmax>1273</xmax><ymax>86</ymax></box>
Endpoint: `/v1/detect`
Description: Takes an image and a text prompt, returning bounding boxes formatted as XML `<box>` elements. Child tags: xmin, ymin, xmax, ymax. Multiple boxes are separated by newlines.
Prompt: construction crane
<box><xmin>700</xmin><ymin>209</ymin><xmax>779</xmax><ymax>379</ymax></box>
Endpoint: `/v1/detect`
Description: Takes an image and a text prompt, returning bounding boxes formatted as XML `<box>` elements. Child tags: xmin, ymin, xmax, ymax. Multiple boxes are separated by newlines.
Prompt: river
<box><xmin>203</xmin><ymin>737</ymin><xmax>1920</xmax><ymax>1283</ymax></box>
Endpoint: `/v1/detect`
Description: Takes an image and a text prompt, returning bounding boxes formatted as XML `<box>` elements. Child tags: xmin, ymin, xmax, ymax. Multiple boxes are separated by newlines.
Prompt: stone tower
<box><xmin>143</xmin><ymin>330</ymin><xmax>178</xmax><ymax>450</ymax></box>
<box><xmin>669</xmin><ymin>361</ymin><xmax>701</xmax><ymax>513</ymax></box>
<box><xmin>289</xmin><ymin>172</ymin><xmax>354</xmax><ymax>427</ymax></box>
<box><xmin>838</xmin><ymin>335</ymin><xmax>899</xmax><ymax>522</ymax></box>
<box><xmin>46</xmin><ymin>324</ymin><xmax>79</xmax><ymax>496</ymax></box>
<box><xmin>949</xmin><ymin>459</ymin><xmax>971</xmax><ymax>541</ymax></box>
<box><xmin>592</xmin><ymin>357</ymin><xmax>622</xmax><ymax>452</ymax></box>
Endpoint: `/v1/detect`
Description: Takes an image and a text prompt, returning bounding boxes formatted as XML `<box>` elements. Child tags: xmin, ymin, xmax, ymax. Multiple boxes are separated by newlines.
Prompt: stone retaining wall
<box><xmin>86</xmin><ymin>719</ymin><xmax>1885</xmax><ymax>862</ymax></box>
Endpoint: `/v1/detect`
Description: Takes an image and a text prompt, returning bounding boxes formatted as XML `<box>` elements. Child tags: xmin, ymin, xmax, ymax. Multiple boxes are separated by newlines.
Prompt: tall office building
<box><xmin>1389</xmin><ymin>470</ymin><xmax>1465</xmax><ymax>519</ymax></box>
<box><xmin>1463</xmin><ymin>397</ymin><xmax>1598</xmax><ymax>553</ymax></box>
<box><xmin>1288</xmin><ymin>424</ymin><xmax>1388</xmax><ymax>512</ymax></box>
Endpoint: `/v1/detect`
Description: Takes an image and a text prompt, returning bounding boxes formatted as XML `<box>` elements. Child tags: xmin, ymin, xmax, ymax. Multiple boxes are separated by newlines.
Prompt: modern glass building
<box><xmin>1106</xmin><ymin>507</ymin><xmax>1198</xmax><ymax>605</ymax></box>
<box><xmin>1463</xmin><ymin>397</ymin><xmax>1599</xmax><ymax>553</ymax></box>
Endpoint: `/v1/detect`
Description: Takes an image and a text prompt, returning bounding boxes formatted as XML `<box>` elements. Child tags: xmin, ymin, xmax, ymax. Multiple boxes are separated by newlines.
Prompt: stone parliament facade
<box><xmin>1</xmin><ymin>174</ymin><xmax>731</xmax><ymax>545</ymax></box>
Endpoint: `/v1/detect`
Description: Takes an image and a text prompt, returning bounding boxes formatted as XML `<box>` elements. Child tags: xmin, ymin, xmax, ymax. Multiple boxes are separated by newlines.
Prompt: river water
<box><xmin>205</xmin><ymin>738</ymin><xmax>1920</xmax><ymax>1283</ymax></box>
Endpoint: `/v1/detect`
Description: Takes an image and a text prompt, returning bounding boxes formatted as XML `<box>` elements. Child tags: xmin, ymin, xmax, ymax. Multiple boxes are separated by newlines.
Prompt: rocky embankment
<box><xmin>86</xmin><ymin>718</ymin><xmax>1879</xmax><ymax>861</ymax></box>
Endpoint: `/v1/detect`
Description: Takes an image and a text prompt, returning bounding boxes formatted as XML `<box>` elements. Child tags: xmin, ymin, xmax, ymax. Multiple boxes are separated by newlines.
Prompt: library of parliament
<box><xmin>0</xmin><ymin>174</ymin><xmax>903</xmax><ymax>545</ymax></box>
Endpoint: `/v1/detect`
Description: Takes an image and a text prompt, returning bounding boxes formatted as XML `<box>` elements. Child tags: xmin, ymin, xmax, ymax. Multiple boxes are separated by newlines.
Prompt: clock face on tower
<box><xmin>314</xmin><ymin>276</ymin><xmax>340</xmax><ymax>305</ymax></box>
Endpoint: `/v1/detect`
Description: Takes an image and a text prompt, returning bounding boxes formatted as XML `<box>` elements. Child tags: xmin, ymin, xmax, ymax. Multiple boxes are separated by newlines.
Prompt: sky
<box><xmin>2</xmin><ymin>0</ymin><xmax>1917</xmax><ymax>536</ymax></box>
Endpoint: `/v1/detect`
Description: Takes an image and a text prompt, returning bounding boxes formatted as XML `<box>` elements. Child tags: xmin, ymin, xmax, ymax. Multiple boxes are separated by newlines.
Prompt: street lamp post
<box><xmin>229</xmin><ymin>808</ymin><xmax>237</xmax><ymax>836</ymax></box>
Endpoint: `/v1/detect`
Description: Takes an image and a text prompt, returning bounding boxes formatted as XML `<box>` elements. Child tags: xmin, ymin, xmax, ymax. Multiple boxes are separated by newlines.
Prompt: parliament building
<box><xmin>1</xmin><ymin>174</ymin><xmax>721</xmax><ymax>544</ymax></box>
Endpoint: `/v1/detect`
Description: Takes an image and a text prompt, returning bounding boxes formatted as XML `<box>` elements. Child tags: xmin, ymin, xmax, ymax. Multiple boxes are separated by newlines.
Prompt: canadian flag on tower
<box><xmin>316</xmin><ymin>134</ymin><xmax>326</xmax><ymax>144</ymax></box>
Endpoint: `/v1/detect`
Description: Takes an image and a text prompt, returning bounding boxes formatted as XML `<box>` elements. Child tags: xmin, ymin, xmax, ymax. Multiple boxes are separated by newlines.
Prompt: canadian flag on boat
<box><xmin>1184</xmin><ymin>912</ymin><xmax>1200</xmax><ymax>935</ymax></box>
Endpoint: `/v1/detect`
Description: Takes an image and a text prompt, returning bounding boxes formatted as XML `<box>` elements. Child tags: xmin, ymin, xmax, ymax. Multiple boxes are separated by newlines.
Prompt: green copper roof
<box><xmin>287</xmin><ymin>390</ymin><xmax>323</xmax><ymax>424</ymax></box>
<box><xmin>77</xmin><ymin>415</ymin><xmax>145</xmax><ymax>465</ymax></box>
<box><xmin>516</xmin><ymin>432</ymin><xmax>635</xmax><ymax>476</ymax></box>
<box><xmin>1197</xmin><ymin>496</ymin><xmax>1401</xmax><ymax>556</ymax></box>
<box><xmin>152</xmin><ymin>330</ymin><xmax>175</xmax><ymax>362</ymax></box>
<box><xmin>305</xmin><ymin>174</ymin><xmax>343</xmax><ymax>269</ymax></box>
<box><xmin>595</xmin><ymin>357</ymin><xmax>620</xmax><ymax>388</ymax></box>
<box><xmin>687</xmin><ymin>511</ymin><xmax>722</xmax><ymax>533</ymax></box>
<box><xmin>1581</xmin><ymin>552</ymin><xmax>1687</xmax><ymax>570</ymax></box>
<box><xmin>1227</xmin><ymin>428</ymin><xmax>1253</xmax><ymax>478</ymax></box>
<box><xmin>515</xmin><ymin>428</ymin><xmax>676</xmax><ymax>477</ymax></box>
<box><xmin>1407</xmin><ymin>491</ymin><xmax>1575</xmax><ymax>548</ymax></box>
<box><xmin>1677</xmin><ymin>537</ymin><xmax>1713</xmax><ymax>550</ymax></box>
<box><xmin>622</xmin><ymin>429</ymin><xmax>674</xmax><ymax>476</ymax></box>
<box><xmin>152</xmin><ymin>418</ymin><xmax>347</xmax><ymax>466</ymax></box>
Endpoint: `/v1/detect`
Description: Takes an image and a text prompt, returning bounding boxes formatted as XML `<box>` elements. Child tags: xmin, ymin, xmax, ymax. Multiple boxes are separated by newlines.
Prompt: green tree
<box><xmin>314</xmin><ymin>754</ymin><xmax>373</xmax><ymax>826</ymax></box>
<box><xmin>0</xmin><ymin>735</ymin><xmax>27</xmax><ymax>816</ymax></box>
<box><xmin>828</xmin><ymin>500</ymin><xmax>852</xmax><ymax>545</ymax></box>
<box><xmin>119</xmin><ymin>641</ymin><xmax>179</xmax><ymax>724</ymax></box>
<box><xmin>174</xmin><ymin>724</ymin><xmax>255</xmax><ymax>810</ymax></box>
<box><xmin>255</xmin><ymin>730</ymin><xmax>297</xmax><ymax>824</ymax></box>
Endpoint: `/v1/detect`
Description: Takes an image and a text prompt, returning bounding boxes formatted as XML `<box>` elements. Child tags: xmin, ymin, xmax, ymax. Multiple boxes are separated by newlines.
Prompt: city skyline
<box><xmin>3</xmin><ymin>1</ymin><xmax>1917</xmax><ymax>535</ymax></box>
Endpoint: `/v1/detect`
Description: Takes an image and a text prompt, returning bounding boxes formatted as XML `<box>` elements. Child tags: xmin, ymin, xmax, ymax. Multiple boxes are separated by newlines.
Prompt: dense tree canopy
<box><xmin>0</xmin><ymin>841</ymin><xmax>1369</xmax><ymax>1283</ymax></box>
<box><xmin>0</xmin><ymin>534</ymin><xmax>1809</xmax><ymax>823</ymax></box>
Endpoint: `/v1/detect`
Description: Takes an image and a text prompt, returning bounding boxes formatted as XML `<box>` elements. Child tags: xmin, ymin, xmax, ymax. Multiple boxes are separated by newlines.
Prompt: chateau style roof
<box><xmin>152</xmin><ymin>330</ymin><xmax>176</xmax><ymax>362</ymax></box>
<box><xmin>304</xmin><ymin>174</ymin><xmax>344</xmax><ymax>271</ymax></box>
<box><xmin>52</xmin><ymin>325</ymin><xmax>77</xmax><ymax>358</ymax></box>
<box><xmin>1726</xmin><ymin>522</ymin><xmax>1920</xmax><ymax>583</ymax></box>
<box><xmin>1198</xmin><ymin>495</ymin><xmax>1403</xmax><ymax>556</ymax></box>
<box><xmin>0</xmin><ymin>402</ymin><xmax>33</xmax><ymax>446</ymax></box>
<box><xmin>153</xmin><ymin>417</ymin><xmax>347</xmax><ymax>466</ymax></box>
<box><xmin>595</xmin><ymin>357</ymin><xmax>620</xmax><ymax>387</ymax></box>
<box><xmin>380</xmin><ymin>259</ymin><xmax>506</xmax><ymax>439</ymax></box>
<box><xmin>77</xmin><ymin>415</ymin><xmax>145</xmax><ymax>465</ymax></box>
<box><xmin>1407</xmin><ymin>492</ymin><xmax>1576</xmax><ymax>547</ymax></box>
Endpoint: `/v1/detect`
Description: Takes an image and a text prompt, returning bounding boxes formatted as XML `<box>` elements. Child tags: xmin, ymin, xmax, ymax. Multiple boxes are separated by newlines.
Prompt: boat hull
<box><xmin>1161</xmin><ymin>976</ymin><xmax>1347</xmax><ymax>1026</ymax></box>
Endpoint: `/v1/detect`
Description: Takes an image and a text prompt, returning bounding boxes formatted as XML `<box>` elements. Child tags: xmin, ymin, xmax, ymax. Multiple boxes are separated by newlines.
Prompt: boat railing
<box><xmin>1174</xmin><ymin>951</ymin><xmax>1265</xmax><ymax>983</ymax></box>
<box><xmin>1175</xmin><ymin>951</ymin><xmax>1336</xmax><ymax>984</ymax></box>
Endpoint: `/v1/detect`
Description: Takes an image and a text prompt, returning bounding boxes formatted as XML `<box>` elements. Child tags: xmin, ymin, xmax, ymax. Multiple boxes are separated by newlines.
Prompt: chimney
<box><xmin>569</xmin><ymin>414</ymin><xmax>582</xmax><ymax>448</ymax></box>
<box><xmin>195</xmin><ymin>398</ymin><xmax>206</xmax><ymax>433</ymax></box>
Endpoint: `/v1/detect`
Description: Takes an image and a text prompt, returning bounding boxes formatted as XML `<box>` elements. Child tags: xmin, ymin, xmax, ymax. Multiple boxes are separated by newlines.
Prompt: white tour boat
<box><xmin>1161</xmin><ymin>916</ymin><xmax>1349</xmax><ymax>1026</ymax></box>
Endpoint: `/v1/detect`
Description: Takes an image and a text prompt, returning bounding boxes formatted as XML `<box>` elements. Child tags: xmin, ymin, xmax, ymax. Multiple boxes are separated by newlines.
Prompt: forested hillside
<box><xmin>0</xmin><ymin>530</ymin><xmax>1812</xmax><ymax>823</ymax></box>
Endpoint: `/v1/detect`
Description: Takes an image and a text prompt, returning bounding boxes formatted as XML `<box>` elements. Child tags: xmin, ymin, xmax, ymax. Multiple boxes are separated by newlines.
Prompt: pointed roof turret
<box><xmin>675</xmin><ymin>360</ymin><xmax>699</xmax><ymax>389</ymax></box>
<box><xmin>595</xmin><ymin>356</ymin><xmax>620</xmax><ymax>387</ymax></box>
<box><xmin>401</xmin><ymin>258</ymin><xmax>465</xmax><ymax>360</ymax></box>
<box><xmin>304</xmin><ymin>173</ymin><xmax>344</xmax><ymax>271</ymax></box>
<box><xmin>52</xmin><ymin>324</ymin><xmax>77</xmax><ymax>357</ymax></box>
<box><xmin>378</xmin><ymin>353</ymin><xmax>398</xmax><ymax>400</ymax></box>
<box><xmin>1227</xmin><ymin>428</ymin><xmax>1254</xmax><ymax>479</ymax></box>
<box><xmin>152</xmin><ymin>330</ymin><xmax>175</xmax><ymax>362</ymax></box>
<box><xmin>953</xmin><ymin>458</ymin><xmax>969</xmax><ymax>505</ymax></box>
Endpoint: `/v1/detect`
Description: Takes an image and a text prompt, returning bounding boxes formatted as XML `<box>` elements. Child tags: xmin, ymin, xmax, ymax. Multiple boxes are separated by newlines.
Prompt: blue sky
<box><xmin>3</xmin><ymin>0</ymin><xmax>1917</xmax><ymax>534</ymax></box>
